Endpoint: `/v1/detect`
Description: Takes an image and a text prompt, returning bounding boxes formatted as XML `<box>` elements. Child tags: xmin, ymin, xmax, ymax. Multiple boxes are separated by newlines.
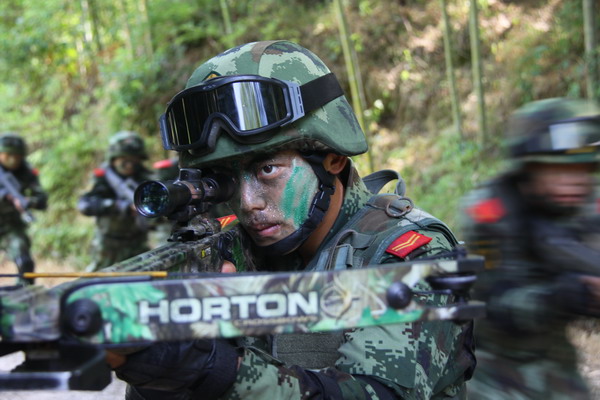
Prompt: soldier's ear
<box><xmin>323</xmin><ymin>154</ymin><xmax>348</xmax><ymax>175</ymax></box>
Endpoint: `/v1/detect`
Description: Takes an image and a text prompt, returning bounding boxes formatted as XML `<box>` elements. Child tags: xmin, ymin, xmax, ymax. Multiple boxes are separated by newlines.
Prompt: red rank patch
<box><xmin>385</xmin><ymin>231</ymin><xmax>432</xmax><ymax>258</ymax></box>
<box><xmin>153</xmin><ymin>159</ymin><xmax>175</xmax><ymax>169</ymax></box>
<box><xmin>217</xmin><ymin>214</ymin><xmax>237</xmax><ymax>228</ymax></box>
<box><xmin>94</xmin><ymin>167</ymin><xmax>106</xmax><ymax>177</ymax></box>
<box><xmin>466</xmin><ymin>198</ymin><xmax>505</xmax><ymax>224</ymax></box>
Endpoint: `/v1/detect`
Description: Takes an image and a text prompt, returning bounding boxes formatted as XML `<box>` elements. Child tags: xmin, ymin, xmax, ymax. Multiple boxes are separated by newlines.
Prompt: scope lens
<box><xmin>135</xmin><ymin>181</ymin><xmax>170</xmax><ymax>217</ymax></box>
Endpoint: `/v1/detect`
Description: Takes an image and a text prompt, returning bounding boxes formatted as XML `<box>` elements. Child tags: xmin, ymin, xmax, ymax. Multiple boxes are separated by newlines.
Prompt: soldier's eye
<box><xmin>261</xmin><ymin>165</ymin><xmax>275</xmax><ymax>174</ymax></box>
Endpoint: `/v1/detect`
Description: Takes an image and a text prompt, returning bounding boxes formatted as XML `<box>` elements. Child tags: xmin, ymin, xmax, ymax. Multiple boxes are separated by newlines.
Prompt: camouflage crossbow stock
<box><xmin>0</xmin><ymin>171</ymin><xmax>485</xmax><ymax>391</ymax></box>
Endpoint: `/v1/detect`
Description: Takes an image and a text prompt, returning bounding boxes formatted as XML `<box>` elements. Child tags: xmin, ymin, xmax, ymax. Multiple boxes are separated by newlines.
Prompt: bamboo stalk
<box><xmin>583</xmin><ymin>0</ymin><xmax>597</xmax><ymax>101</ymax></box>
<box><xmin>469</xmin><ymin>0</ymin><xmax>487</xmax><ymax>143</ymax></box>
<box><xmin>333</xmin><ymin>0</ymin><xmax>374</xmax><ymax>173</ymax></box>
<box><xmin>440</xmin><ymin>0</ymin><xmax>463</xmax><ymax>138</ymax></box>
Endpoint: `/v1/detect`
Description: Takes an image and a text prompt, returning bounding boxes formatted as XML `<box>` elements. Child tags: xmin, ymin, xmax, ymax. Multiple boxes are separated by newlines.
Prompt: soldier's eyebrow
<box><xmin>247</xmin><ymin>152</ymin><xmax>281</xmax><ymax>167</ymax></box>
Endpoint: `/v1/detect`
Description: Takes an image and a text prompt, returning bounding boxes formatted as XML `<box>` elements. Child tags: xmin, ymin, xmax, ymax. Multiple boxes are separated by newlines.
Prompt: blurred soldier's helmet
<box><xmin>507</xmin><ymin>97</ymin><xmax>600</xmax><ymax>164</ymax></box>
<box><xmin>108</xmin><ymin>130</ymin><xmax>148</xmax><ymax>160</ymax></box>
<box><xmin>159</xmin><ymin>40</ymin><xmax>368</xmax><ymax>168</ymax></box>
<box><xmin>0</xmin><ymin>133</ymin><xmax>27</xmax><ymax>156</ymax></box>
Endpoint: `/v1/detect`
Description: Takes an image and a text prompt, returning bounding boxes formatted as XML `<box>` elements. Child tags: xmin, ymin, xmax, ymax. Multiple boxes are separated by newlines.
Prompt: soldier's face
<box><xmin>526</xmin><ymin>162</ymin><xmax>597</xmax><ymax>209</ymax></box>
<box><xmin>112</xmin><ymin>156</ymin><xmax>142</xmax><ymax>176</ymax></box>
<box><xmin>0</xmin><ymin>152</ymin><xmax>23</xmax><ymax>170</ymax></box>
<box><xmin>223</xmin><ymin>149</ymin><xmax>320</xmax><ymax>247</ymax></box>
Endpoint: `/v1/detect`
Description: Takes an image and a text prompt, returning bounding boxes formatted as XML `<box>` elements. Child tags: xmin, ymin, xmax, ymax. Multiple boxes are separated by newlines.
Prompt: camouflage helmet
<box><xmin>107</xmin><ymin>130</ymin><xmax>148</xmax><ymax>160</ymax></box>
<box><xmin>177</xmin><ymin>40</ymin><xmax>368</xmax><ymax>168</ymax></box>
<box><xmin>506</xmin><ymin>97</ymin><xmax>600</xmax><ymax>164</ymax></box>
<box><xmin>0</xmin><ymin>133</ymin><xmax>27</xmax><ymax>155</ymax></box>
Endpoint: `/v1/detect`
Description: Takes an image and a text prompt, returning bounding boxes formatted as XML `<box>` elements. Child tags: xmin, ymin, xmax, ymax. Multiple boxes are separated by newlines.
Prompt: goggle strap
<box><xmin>159</xmin><ymin>114</ymin><xmax>174</xmax><ymax>150</ymax></box>
<box><xmin>300</xmin><ymin>73</ymin><xmax>345</xmax><ymax>114</ymax></box>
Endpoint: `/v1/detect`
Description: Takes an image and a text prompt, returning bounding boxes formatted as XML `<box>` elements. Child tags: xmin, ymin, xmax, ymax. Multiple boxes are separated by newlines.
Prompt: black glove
<box><xmin>115</xmin><ymin>339</ymin><xmax>240</xmax><ymax>400</ymax></box>
<box><xmin>115</xmin><ymin>198</ymin><xmax>133</xmax><ymax>215</ymax></box>
<box><xmin>560</xmin><ymin>273</ymin><xmax>600</xmax><ymax>318</ymax></box>
<box><xmin>77</xmin><ymin>197</ymin><xmax>114</xmax><ymax>216</ymax></box>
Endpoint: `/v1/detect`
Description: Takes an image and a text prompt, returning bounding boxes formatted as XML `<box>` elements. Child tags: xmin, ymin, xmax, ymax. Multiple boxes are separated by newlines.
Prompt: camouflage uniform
<box><xmin>221</xmin><ymin>162</ymin><xmax>474</xmax><ymax>400</ymax></box>
<box><xmin>118</xmin><ymin>41</ymin><xmax>475</xmax><ymax>400</ymax></box>
<box><xmin>78</xmin><ymin>131</ymin><xmax>153</xmax><ymax>271</ymax></box>
<box><xmin>0</xmin><ymin>134</ymin><xmax>47</xmax><ymax>283</ymax></box>
<box><xmin>460</xmin><ymin>98</ymin><xmax>600</xmax><ymax>400</ymax></box>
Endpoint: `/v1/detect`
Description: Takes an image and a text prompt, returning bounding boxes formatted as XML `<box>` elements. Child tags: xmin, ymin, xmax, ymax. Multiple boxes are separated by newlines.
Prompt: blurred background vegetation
<box><xmin>0</xmin><ymin>0</ymin><xmax>597</xmax><ymax>268</ymax></box>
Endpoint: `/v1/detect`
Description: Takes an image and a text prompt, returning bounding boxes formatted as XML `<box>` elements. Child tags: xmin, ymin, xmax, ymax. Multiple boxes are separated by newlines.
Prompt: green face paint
<box><xmin>225</xmin><ymin>150</ymin><xmax>322</xmax><ymax>248</ymax></box>
<box><xmin>281</xmin><ymin>159</ymin><xmax>319</xmax><ymax>229</ymax></box>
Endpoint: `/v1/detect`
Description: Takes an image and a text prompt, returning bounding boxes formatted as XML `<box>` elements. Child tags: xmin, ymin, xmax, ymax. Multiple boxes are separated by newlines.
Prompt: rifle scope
<box><xmin>134</xmin><ymin>168</ymin><xmax>234</xmax><ymax>218</ymax></box>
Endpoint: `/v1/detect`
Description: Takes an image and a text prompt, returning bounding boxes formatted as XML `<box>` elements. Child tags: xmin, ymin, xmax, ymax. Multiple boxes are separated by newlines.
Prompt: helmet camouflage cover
<box><xmin>108</xmin><ymin>130</ymin><xmax>148</xmax><ymax>160</ymax></box>
<box><xmin>507</xmin><ymin>97</ymin><xmax>600</xmax><ymax>164</ymax></box>
<box><xmin>179</xmin><ymin>40</ymin><xmax>368</xmax><ymax>168</ymax></box>
<box><xmin>0</xmin><ymin>133</ymin><xmax>27</xmax><ymax>156</ymax></box>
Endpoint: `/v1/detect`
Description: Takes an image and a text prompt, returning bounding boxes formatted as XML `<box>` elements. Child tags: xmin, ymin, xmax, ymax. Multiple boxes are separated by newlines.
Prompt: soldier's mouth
<box><xmin>249</xmin><ymin>223</ymin><xmax>281</xmax><ymax>238</ymax></box>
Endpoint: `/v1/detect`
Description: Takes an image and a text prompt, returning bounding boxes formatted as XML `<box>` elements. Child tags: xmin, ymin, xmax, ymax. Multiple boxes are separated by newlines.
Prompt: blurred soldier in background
<box><xmin>0</xmin><ymin>133</ymin><xmax>47</xmax><ymax>284</ymax></box>
<box><xmin>461</xmin><ymin>98</ymin><xmax>600</xmax><ymax>399</ymax></box>
<box><xmin>78</xmin><ymin>131</ymin><xmax>153</xmax><ymax>271</ymax></box>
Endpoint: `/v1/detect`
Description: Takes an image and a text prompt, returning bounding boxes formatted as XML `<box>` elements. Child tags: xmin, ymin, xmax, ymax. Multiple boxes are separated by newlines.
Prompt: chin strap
<box><xmin>261</xmin><ymin>152</ymin><xmax>336</xmax><ymax>256</ymax></box>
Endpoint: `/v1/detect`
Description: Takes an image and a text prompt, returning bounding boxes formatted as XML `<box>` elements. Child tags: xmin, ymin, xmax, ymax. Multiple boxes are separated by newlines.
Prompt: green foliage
<box><xmin>507</xmin><ymin>1</ymin><xmax>588</xmax><ymax>102</ymax></box>
<box><xmin>0</xmin><ymin>0</ymin><xmax>594</xmax><ymax>266</ymax></box>
<box><xmin>391</xmin><ymin>130</ymin><xmax>505</xmax><ymax>232</ymax></box>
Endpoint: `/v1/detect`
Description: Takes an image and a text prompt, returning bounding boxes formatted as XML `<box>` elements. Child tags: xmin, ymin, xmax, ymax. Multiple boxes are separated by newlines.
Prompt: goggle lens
<box><xmin>164</xmin><ymin>78</ymin><xmax>292</xmax><ymax>150</ymax></box>
<box><xmin>548</xmin><ymin>121</ymin><xmax>600</xmax><ymax>150</ymax></box>
<box><xmin>159</xmin><ymin>73</ymin><xmax>343</xmax><ymax>153</ymax></box>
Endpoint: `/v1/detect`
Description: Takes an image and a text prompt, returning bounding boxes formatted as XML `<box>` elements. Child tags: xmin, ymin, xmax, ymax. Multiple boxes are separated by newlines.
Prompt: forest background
<box><xmin>1</xmin><ymin>0</ymin><xmax>598</xmax><ymax>268</ymax></box>
<box><xmin>2</xmin><ymin>0</ymin><xmax>600</xmax><ymax>398</ymax></box>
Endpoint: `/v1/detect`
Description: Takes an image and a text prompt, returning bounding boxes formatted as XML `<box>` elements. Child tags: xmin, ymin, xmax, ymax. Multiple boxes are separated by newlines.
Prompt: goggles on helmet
<box><xmin>160</xmin><ymin>73</ymin><xmax>344</xmax><ymax>154</ymax></box>
<box><xmin>511</xmin><ymin>116</ymin><xmax>600</xmax><ymax>157</ymax></box>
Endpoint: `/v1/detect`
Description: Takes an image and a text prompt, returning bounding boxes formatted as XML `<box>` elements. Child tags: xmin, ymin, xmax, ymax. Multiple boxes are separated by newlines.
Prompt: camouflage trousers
<box><xmin>86</xmin><ymin>232</ymin><xmax>150</xmax><ymax>272</ymax></box>
<box><xmin>0</xmin><ymin>226</ymin><xmax>34</xmax><ymax>282</ymax></box>
<box><xmin>467</xmin><ymin>348</ymin><xmax>591</xmax><ymax>400</ymax></box>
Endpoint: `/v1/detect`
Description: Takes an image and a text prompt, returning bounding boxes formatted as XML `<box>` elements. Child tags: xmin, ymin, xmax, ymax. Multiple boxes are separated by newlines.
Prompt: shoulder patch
<box><xmin>94</xmin><ymin>167</ymin><xmax>106</xmax><ymax>177</ymax></box>
<box><xmin>153</xmin><ymin>159</ymin><xmax>175</xmax><ymax>169</ymax></box>
<box><xmin>385</xmin><ymin>231</ymin><xmax>432</xmax><ymax>258</ymax></box>
<box><xmin>466</xmin><ymin>198</ymin><xmax>506</xmax><ymax>224</ymax></box>
<box><xmin>216</xmin><ymin>214</ymin><xmax>237</xmax><ymax>228</ymax></box>
<box><xmin>31</xmin><ymin>168</ymin><xmax>39</xmax><ymax>176</ymax></box>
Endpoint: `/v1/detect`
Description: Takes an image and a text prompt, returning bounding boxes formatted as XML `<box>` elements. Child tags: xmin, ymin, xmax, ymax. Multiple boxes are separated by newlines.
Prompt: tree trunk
<box><xmin>219</xmin><ymin>0</ymin><xmax>234</xmax><ymax>48</ymax></box>
<box><xmin>141</xmin><ymin>0</ymin><xmax>154</xmax><ymax>57</ymax></box>
<box><xmin>440</xmin><ymin>0</ymin><xmax>463</xmax><ymax>138</ymax></box>
<box><xmin>583</xmin><ymin>0</ymin><xmax>597</xmax><ymax>101</ymax></box>
<box><xmin>469</xmin><ymin>0</ymin><xmax>487</xmax><ymax>143</ymax></box>
<box><xmin>333</xmin><ymin>0</ymin><xmax>374</xmax><ymax>173</ymax></box>
<box><xmin>118</xmin><ymin>0</ymin><xmax>135</xmax><ymax>60</ymax></box>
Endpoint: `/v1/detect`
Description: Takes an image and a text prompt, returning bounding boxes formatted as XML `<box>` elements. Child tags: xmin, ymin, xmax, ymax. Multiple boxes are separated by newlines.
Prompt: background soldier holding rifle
<box><xmin>0</xmin><ymin>133</ymin><xmax>47</xmax><ymax>284</ymax></box>
<box><xmin>78</xmin><ymin>130</ymin><xmax>152</xmax><ymax>272</ymax></box>
<box><xmin>461</xmin><ymin>98</ymin><xmax>600</xmax><ymax>399</ymax></box>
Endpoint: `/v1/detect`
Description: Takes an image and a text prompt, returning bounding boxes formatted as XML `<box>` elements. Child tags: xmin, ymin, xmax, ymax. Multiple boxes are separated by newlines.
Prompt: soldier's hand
<box><xmin>113</xmin><ymin>339</ymin><xmax>240</xmax><ymax>399</ymax></box>
<box><xmin>579</xmin><ymin>275</ymin><xmax>600</xmax><ymax>316</ymax></box>
<box><xmin>221</xmin><ymin>260</ymin><xmax>237</xmax><ymax>273</ymax></box>
<box><xmin>6</xmin><ymin>194</ymin><xmax>25</xmax><ymax>213</ymax></box>
<box><xmin>115</xmin><ymin>198</ymin><xmax>133</xmax><ymax>215</ymax></box>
